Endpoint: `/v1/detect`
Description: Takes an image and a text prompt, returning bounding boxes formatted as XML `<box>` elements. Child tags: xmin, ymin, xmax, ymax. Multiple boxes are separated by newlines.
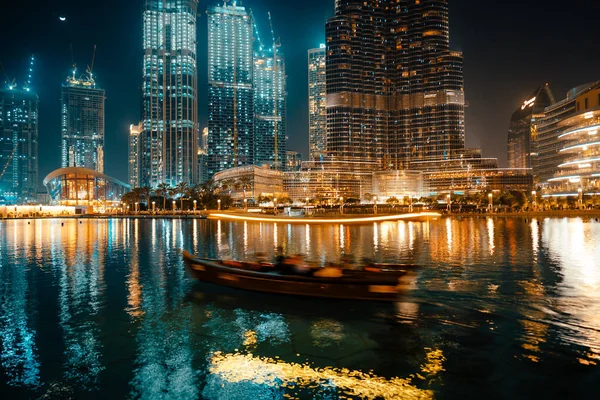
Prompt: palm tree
<box><xmin>156</xmin><ymin>182</ymin><xmax>169</xmax><ymax>211</ymax></box>
<box><xmin>140</xmin><ymin>186</ymin><xmax>152</xmax><ymax>207</ymax></box>
<box><xmin>176</xmin><ymin>182</ymin><xmax>189</xmax><ymax>211</ymax></box>
<box><xmin>238</xmin><ymin>176</ymin><xmax>252</xmax><ymax>199</ymax></box>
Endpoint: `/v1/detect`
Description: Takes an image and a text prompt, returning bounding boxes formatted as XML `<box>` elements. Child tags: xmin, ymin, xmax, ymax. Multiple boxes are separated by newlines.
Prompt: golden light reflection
<box><xmin>373</xmin><ymin>222</ymin><xmax>379</xmax><ymax>249</ymax></box>
<box><xmin>445</xmin><ymin>218</ymin><xmax>452</xmax><ymax>252</ymax></box>
<box><xmin>487</xmin><ymin>218</ymin><xmax>494</xmax><ymax>255</ymax></box>
<box><xmin>209</xmin><ymin>212</ymin><xmax>441</xmax><ymax>224</ymax></box>
<box><xmin>208</xmin><ymin>348</ymin><xmax>445</xmax><ymax>399</ymax></box>
<box><xmin>530</xmin><ymin>219</ymin><xmax>539</xmax><ymax>257</ymax></box>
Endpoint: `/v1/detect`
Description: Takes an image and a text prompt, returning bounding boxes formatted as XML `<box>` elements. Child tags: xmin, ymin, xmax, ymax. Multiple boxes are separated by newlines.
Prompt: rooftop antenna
<box><xmin>86</xmin><ymin>44</ymin><xmax>97</xmax><ymax>83</ymax></box>
<box><xmin>268</xmin><ymin>11</ymin><xmax>281</xmax><ymax>171</ymax></box>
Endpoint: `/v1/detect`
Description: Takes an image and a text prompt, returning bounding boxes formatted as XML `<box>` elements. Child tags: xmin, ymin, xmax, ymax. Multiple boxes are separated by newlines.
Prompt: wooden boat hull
<box><xmin>182</xmin><ymin>252</ymin><xmax>414</xmax><ymax>302</ymax></box>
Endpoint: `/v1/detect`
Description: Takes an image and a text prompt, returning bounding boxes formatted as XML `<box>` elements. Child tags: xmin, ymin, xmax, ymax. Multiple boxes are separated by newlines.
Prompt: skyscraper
<box><xmin>61</xmin><ymin>69</ymin><xmax>105</xmax><ymax>172</ymax></box>
<box><xmin>0</xmin><ymin>78</ymin><xmax>38</xmax><ymax>204</ymax></box>
<box><xmin>507</xmin><ymin>85</ymin><xmax>554</xmax><ymax>170</ymax></box>
<box><xmin>141</xmin><ymin>0</ymin><xmax>199</xmax><ymax>188</ymax></box>
<box><xmin>207</xmin><ymin>2</ymin><xmax>254</xmax><ymax>177</ymax></box>
<box><xmin>325</xmin><ymin>0</ymin><xmax>465</xmax><ymax>169</ymax></box>
<box><xmin>128</xmin><ymin>122</ymin><xmax>142</xmax><ymax>188</ymax></box>
<box><xmin>254</xmin><ymin>47</ymin><xmax>286</xmax><ymax>169</ymax></box>
<box><xmin>308</xmin><ymin>45</ymin><xmax>326</xmax><ymax>162</ymax></box>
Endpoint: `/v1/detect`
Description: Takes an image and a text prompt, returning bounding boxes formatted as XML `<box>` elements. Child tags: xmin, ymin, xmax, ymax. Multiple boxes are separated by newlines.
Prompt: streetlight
<box><xmin>193</xmin><ymin>199</ymin><xmax>197</xmax><ymax>213</ymax></box>
<box><xmin>172</xmin><ymin>200</ymin><xmax>176</xmax><ymax>216</ymax></box>
<box><xmin>305</xmin><ymin>197</ymin><xmax>309</xmax><ymax>215</ymax></box>
<box><xmin>373</xmin><ymin>196</ymin><xmax>377</xmax><ymax>215</ymax></box>
<box><xmin>488</xmin><ymin>193</ymin><xmax>493</xmax><ymax>213</ymax></box>
<box><xmin>531</xmin><ymin>190</ymin><xmax>536</xmax><ymax>211</ymax></box>
<box><xmin>446</xmin><ymin>194</ymin><xmax>451</xmax><ymax>212</ymax></box>
<box><xmin>152</xmin><ymin>201</ymin><xmax>156</xmax><ymax>215</ymax></box>
<box><xmin>340</xmin><ymin>196</ymin><xmax>344</xmax><ymax>215</ymax></box>
<box><xmin>135</xmin><ymin>202</ymin><xmax>139</xmax><ymax>214</ymax></box>
<box><xmin>273</xmin><ymin>197</ymin><xmax>277</xmax><ymax>215</ymax></box>
<box><xmin>217</xmin><ymin>199</ymin><xmax>221</xmax><ymax>211</ymax></box>
<box><xmin>578</xmin><ymin>188</ymin><xmax>583</xmax><ymax>209</ymax></box>
<box><xmin>244</xmin><ymin>198</ymin><xmax>248</xmax><ymax>211</ymax></box>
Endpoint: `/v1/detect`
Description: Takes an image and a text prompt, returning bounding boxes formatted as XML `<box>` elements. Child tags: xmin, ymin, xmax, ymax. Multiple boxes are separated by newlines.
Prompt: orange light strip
<box><xmin>208</xmin><ymin>212</ymin><xmax>441</xmax><ymax>224</ymax></box>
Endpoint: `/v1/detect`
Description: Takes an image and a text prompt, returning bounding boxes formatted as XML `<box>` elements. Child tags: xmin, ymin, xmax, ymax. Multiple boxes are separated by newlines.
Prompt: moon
<box><xmin>59</xmin><ymin>16</ymin><xmax>66</xmax><ymax>22</ymax></box>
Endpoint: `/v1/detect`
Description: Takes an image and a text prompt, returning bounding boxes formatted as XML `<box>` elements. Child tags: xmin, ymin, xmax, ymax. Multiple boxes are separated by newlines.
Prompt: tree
<box><xmin>139</xmin><ymin>186</ymin><xmax>152</xmax><ymax>207</ymax></box>
<box><xmin>387</xmin><ymin>197</ymin><xmax>400</xmax><ymax>206</ymax></box>
<box><xmin>176</xmin><ymin>182</ymin><xmax>189</xmax><ymax>211</ymax></box>
<box><xmin>156</xmin><ymin>182</ymin><xmax>169</xmax><ymax>211</ymax></box>
<box><xmin>168</xmin><ymin>187</ymin><xmax>177</xmax><ymax>210</ymax></box>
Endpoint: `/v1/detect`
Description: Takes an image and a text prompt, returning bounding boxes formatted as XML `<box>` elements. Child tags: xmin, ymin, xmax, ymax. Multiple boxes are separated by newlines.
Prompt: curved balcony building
<box><xmin>43</xmin><ymin>167</ymin><xmax>130</xmax><ymax>210</ymax></box>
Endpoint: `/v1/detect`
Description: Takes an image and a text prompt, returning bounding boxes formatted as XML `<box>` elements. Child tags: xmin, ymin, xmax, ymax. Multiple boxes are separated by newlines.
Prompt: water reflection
<box><xmin>1</xmin><ymin>217</ymin><xmax>600</xmax><ymax>398</ymax></box>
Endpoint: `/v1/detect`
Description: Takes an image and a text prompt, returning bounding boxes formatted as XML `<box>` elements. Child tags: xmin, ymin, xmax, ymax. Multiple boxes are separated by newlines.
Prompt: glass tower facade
<box><xmin>507</xmin><ymin>85</ymin><xmax>554</xmax><ymax>170</ymax></box>
<box><xmin>128</xmin><ymin>122</ymin><xmax>142</xmax><ymax>188</ymax></box>
<box><xmin>254</xmin><ymin>48</ymin><xmax>286</xmax><ymax>170</ymax></box>
<box><xmin>141</xmin><ymin>0</ymin><xmax>199</xmax><ymax>188</ymax></box>
<box><xmin>0</xmin><ymin>87</ymin><xmax>38</xmax><ymax>204</ymax></box>
<box><xmin>207</xmin><ymin>3</ymin><xmax>254</xmax><ymax>177</ymax></box>
<box><xmin>326</xmin><ymin>0</ymin><xmax>465</xmax><ymax>169</ymax></box>
<box><xmin>308</xmin><ymin>46</ymin><xmax>326</xmax><ymax>162</ymax></box>
<box><xmin>61</xmin><ymin>73</ymin><xmax>105</xmax><ymax>173</ymax></box>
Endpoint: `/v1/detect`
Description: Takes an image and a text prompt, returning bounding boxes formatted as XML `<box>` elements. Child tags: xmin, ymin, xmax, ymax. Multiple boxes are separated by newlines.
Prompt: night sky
<box><xmin>2</xmin><ymin>0</ymin><xmax>599</xmax><ymax>185</ymax></box>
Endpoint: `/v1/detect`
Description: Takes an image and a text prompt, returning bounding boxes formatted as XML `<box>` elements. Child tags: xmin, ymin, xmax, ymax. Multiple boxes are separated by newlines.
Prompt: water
<box><xmin>0</xmin><ymin>217</ymin><xmax>599</xmax><ymax>399</ymax></box>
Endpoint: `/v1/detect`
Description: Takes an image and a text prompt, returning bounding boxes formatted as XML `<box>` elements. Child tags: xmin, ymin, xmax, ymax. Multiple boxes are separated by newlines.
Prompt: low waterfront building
<box><xmin>286</xmin><ymin>151</ymin><xmax>303</xmax><ymax>171</ymax></box>
<box><xmin>43</xmin><ymin>167</ymin><xmax>130</xmax><ymax>211</ymax></box>
<box><xmin>213</xmin><ymin>165</ymin><xmax>284</xmax><ymax>200</ymax></box>
<box><xmin>372</xmin><ymin>171</ymin><xmax>425</xmax><ymax>200</ymax></box>
<box><xmin>283</xmin><ymin>160</ymin><xmax>375</xmax><ymax>202</ymax></box>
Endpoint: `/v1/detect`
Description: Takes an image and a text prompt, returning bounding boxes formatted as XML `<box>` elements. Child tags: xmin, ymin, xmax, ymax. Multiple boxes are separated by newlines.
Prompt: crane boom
<box><xmin>0</xmin><ymin>144</ymin><xmax>18</xmax><ymax>182</ymax></box>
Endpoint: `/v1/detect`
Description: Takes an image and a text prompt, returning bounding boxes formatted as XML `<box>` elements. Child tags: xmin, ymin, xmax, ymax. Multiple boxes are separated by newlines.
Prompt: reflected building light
<box><xmin>305</xmin><ymin>224</ymin><xmax>311</xmax><ymax>254</ymax></box>
<box><xmin>206</xmin><ymin>349</ymin><xmax>443</xmax><ymax>399</ymax></box>
<box><xmin>339</xmin><ymin>224</ymin><xmax>345</xmax><ymax>250</ymax></box>
<box><xmin>193</xmin><ymin>219</ymin><xmax>198</xmax><ymax>252</ymax></box>
<box><xmin>446</xmin><ymin>218</ymin><xmax>453</xmax><ymax>252</ymax></box>
<box><xmin>408</xmin><ymin>222</ymin><xmax>415</xmax><ymax>251</ymax></box>
<box><xmin>273</xmin><ymin>223</ymin><xmax>278</xmax><ymax>248</ymax></box>
<box><xmin>530</xmin><ymin>219</ymin><xmax>539</xmax><ymax>257</ymax></box>
<box><xmin>542</xmin><ymin>218</ymin><xmax>600</xmax><ymax>355</ymax></box>
<box><xmin>244</xmin><ymin>221</ymin><xmax>248</xmax><ymax>255</ymax></box>
<box><xmin>0</xmin><ymin>260</ymin><xmax>41</xmax><ymax>387</ymax></box>
<box><xmin>373</xmin><ymin>222</ymin><xmax>379</xmax><ymax>250</ymax></box>
<box><xmin>217</xmin><ymin>220</ymin><xmax>223</xmax><ymax>254</ymax></box>
<box><xmin>487</xmin><ymin>217</ymin><xmax>495</xmax><ymax>255</ymax></box>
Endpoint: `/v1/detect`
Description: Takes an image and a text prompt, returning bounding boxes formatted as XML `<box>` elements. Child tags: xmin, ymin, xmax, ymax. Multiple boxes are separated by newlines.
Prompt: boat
<box><xmin>182</xmin><ymin>251</ymin><xmax>417</xmax><ymax>302</ymax></box>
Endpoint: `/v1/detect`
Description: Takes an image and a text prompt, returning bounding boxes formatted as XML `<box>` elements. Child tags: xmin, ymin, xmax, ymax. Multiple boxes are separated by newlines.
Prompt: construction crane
<box><xmin>0</xmin><ymin>144</ymin><xmax>18</xmax><ymax>183</ymax></box>
<box><xmin>268</xmin><ymin>11</ymin><xmax>281</xmax><ymax>171</ymax></box>
<box><xmin>86</xmin><ymin>44</ymin><xmax>97</xmax><ymax>83</ymax></box>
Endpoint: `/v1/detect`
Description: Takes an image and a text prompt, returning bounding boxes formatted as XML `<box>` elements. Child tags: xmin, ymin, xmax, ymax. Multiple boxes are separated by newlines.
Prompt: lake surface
<box><xmin>0</xmin><ymin>217</ymin><xmax>599</xmax><ymax>399</ymax></box>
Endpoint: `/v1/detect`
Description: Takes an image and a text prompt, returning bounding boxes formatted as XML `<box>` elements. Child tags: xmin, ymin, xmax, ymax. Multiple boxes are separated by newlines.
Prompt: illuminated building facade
<box><xmin>141</xmin><ymin>0</ymin><xmax>199</xmax><ymax>187</ymax></box>
<box><xmin>61</xmin><ymin>71</ymin><xmax>105</xmax><ymax>173</ymax></box>
<box><xmin>308</xmin><ymin>45</ymin><xmax>326</xmax><ymax>162</ymax></box>
<box><xmin>507</xmin><ymin>85</ymin><xmax>554</xmax><ymax>170</ymax></box>
<box><xmin>325</xmin><ymin>0</ymin><xmax>465</xmax><ymax>169</ymax></box>
<box><xmin>286</xmin><ymin>151</ymin><xmax>302</xmax><ymax>171</ymax></box>
<box><xmin>0</xmin><ymin>85</ymin><xmax>38</xmax><ymax>204</ymax></box>
<box><xmin>213</xmin><ymin>165</ymin><xmax>283</xmax><ymax>200</ymax></box>
<box><xmin>128</xmin><ymin>122</ymin><xmax>142</xmax><ymax>187</ymax></box>
<box><xmin>198</xmin><ymin>127</ymin><xmax>208</xmax><ymax>183</ymax></box>
<box><xmin>543</xmin><ymin>81</ymin><xmax>600</xmax><ymax>195</ymax></box>
<box><xmin>207</xmin><ymin>2</ymin><xmax>254</xmax><ymax>176</ymax></box>
<box><xmin>283</xmin><ymin>160</ymin><xmax>375</xmax><ymax>202</ymax></box>
<box><xmin>43</xmin><ymin>167</ymin><xmax>130</xmax><ymax>210</ymax></box>
<box><xmin>254</xmin><ymin>49</ymin><xmax>287</xmax><ymax>170</ymax></box>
